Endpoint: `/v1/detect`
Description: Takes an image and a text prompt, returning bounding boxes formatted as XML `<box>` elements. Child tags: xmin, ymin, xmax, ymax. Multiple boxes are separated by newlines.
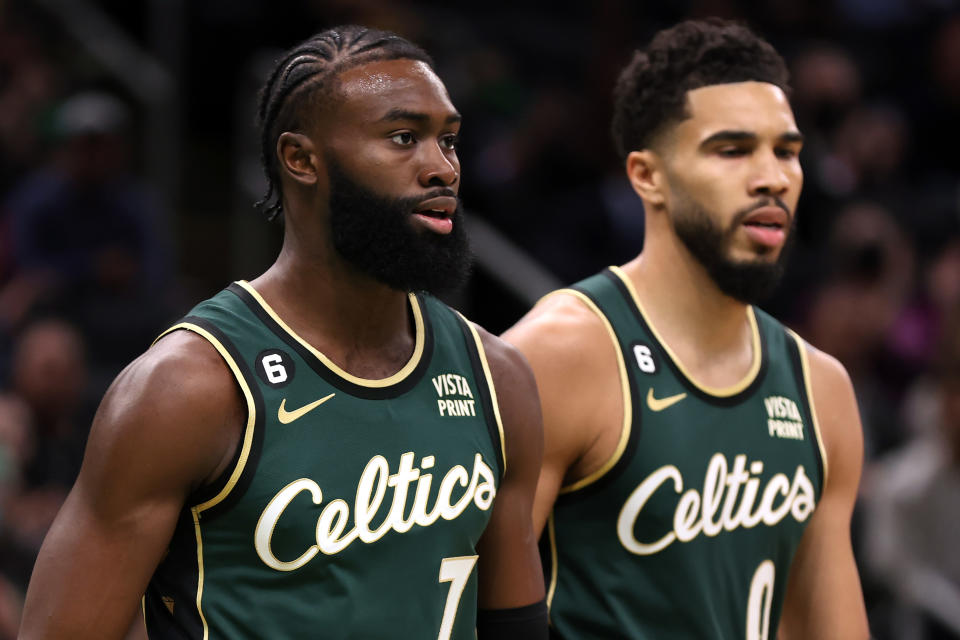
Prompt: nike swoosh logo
<box><xmin>278</xmin><ymin>393</ymin><xmax>336</xmax><ymax>424</ymax></box>
<box><xmin>646</xmin><ymin>388</ymin><xmax>687</xmax><ymax>412</ymax></box>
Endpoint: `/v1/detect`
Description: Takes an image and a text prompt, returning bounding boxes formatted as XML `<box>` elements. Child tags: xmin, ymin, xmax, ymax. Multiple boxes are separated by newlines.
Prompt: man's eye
<box><xmin>440</xmin><ymin>134</ymin><xmax>459</xmax><ymax>150</ymax></box>
<box><xmin>718</xmin><ymin>147</ymin><xmax>748</xmax><ymax>157</ymax></box>
<box><xmin>776</xmin><ymin>148</ymin><xmax>798</xmax><ymax>159</ymax></box>
<box><xmin>391</xmin><ymin>132</ymin><xmax>415</xmax><ymax>145</ymax></box>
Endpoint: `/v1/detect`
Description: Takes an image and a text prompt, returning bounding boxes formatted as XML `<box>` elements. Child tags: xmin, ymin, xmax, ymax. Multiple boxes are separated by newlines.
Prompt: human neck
<box><xmin>620</xmin><ymin>228</ymin><xmax>758</xmax><ymax>389</ymax></box>
<box><xmin>249</xmin><ymin>241</ymin><xmax>417</xmax><ymax>380</ymax></box>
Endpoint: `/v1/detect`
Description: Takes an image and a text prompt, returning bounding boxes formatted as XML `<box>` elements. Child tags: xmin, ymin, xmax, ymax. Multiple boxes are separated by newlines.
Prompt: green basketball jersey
<box><xmin>142</xmin><ymin>281</ymin><xmax>506</xmax><ymax>639</ymax></box>
<box><xmin>542</xmin><ymin>267</ymin><xmax>826</xmax><ymax>640</ymax></box>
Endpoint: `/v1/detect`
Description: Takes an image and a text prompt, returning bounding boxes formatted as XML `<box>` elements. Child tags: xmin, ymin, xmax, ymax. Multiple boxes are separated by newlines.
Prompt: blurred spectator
<box><xmin>0</xmin><ymin>91</ymin><xmax>174</xmax><ymax>378</ymax></box>
<box><xmin>0</xmin><ymin>19</ymin><xmax>60</xmax><ymax>193</ymax></box>
<box><xmin>9</xmin><ymin>318</ymin><xmax>90</xmax><ymax>491</ymax></box>
<box><xmin>0</xmin><ymin>320</ymin><xmax>93</xmax><ymax>594</ymax></box>
<box><xmin>800</xmin><ymin>202</ymin><xmax>915</xmax><ymax>459</ymax></box>
<box><xmin>862</xmin><ymin>308</ymin><xmax>960</xmax><ymax>639</ymax></box>
<box><xmin>0</xmin><ymin>393</ymin><xmax>34</xmax><ymax>611</ymax></box>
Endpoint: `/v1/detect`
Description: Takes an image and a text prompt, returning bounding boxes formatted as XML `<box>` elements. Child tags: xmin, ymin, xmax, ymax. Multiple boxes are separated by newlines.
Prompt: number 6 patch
<box><xmin>256</xmin><ymin>349</ymin><xmax>296</xmax><ymax>388</ymax></box>
<box><xmin>632</xmin><ymin>342</ymin><xmax>658</xmax><ymax>374</ymax></box>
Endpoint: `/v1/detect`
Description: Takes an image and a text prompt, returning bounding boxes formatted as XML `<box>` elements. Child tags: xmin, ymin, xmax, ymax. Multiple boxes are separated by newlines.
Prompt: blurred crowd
<box><xmin>1</xmin><ymin>0</ymin><xmax>959</xmax><ymax>638</ymax></box>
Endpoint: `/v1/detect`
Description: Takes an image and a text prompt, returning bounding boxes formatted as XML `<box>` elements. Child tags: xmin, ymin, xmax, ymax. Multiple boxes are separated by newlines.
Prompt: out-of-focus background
<box><xmin>0</xmin><ymin>0</ymin><xmax>959</xmax><ymax>637</ymax></box>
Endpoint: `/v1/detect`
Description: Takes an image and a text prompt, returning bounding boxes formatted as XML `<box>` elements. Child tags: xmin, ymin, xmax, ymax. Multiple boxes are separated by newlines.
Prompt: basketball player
<box><xmin>504</xmin><ymin>19</ymin><xmax>869</xmax><ymax>639</ymax></box>
<box><xmin>20</xmin><ymin>27</ymin><xmax>547</xmax><ymax>639</ymax></box>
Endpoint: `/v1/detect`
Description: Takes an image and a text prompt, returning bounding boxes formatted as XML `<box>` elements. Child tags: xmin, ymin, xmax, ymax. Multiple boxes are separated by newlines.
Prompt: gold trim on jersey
<box><xmin>459</xmin><ymin>315</ymin><xmax>508</xmax><ymax>476</ymax></box>
<box><xmin>542</xmin><ymin>289</ymin><xmax>632</xmax><ymax>494</ymax></box>
<box><xmin>789</xmin><ymin>330</ymin><xmax>830</xmax><ymax>490</ymax></box>
<box><xmin>235</xmin><ymin>280</ymin><xmax>425</xmax><ymax>388</ymax></box>
<box><xmin>609</xmin><ymin>265</ymin><xmax>762</xmax><ymax>397</ymax></box>
<box><xmin>153</xmin><ymin>321</ymin><xmax>260</xmax><ymax>639</ymax></box>
<box><xmin>546</xmin><ymin>512</ymin><xmax>559</xmax><ymax>617</ymax></box>
<box><xmin>155</xmin><ymin>322</ymin><xmax>258</xmax><ymax>514</ymax></box>
<box><xmin>191</xmin><ymin>507</ymin><xmax>210</xmax><ymax>640</ymax></box>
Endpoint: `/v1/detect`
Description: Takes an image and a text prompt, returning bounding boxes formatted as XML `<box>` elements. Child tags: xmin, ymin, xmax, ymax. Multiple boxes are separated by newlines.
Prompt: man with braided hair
<box><xmin>21</xmin><ymin>26</ymin><xmax>547</xmax><ymax>639</ymax></box>
<box><xmin>504</xmin><ymin>19</ymin><xmax>869</xmax><ymax>639</ymax></box>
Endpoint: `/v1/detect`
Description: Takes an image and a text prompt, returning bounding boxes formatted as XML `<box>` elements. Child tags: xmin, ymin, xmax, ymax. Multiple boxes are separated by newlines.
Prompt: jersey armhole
<box><xmin>553</xmin><ymin>288</ymin><xmax>634</xmax><ymax>495</ymax></box>
<box><xmin>455</xmin><ymin>313</ymin><xmax>507</xmax><ymax>480</ymax></box>
<box><xmin>154</xmin><ymin>317</ymin><xmax>265</xmax><ymax>517</ymax></box>
<box><xmin>786</xmin><ymin>329</ymin><xmax>829</xmax><ymax>496</ymax></box>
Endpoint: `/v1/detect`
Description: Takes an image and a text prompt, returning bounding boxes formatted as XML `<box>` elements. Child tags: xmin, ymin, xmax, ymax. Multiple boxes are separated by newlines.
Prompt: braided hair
<box><xmin>256</xmin><ymin>25</ymin><xmax>434</xmax><ymax>220</ymax></box>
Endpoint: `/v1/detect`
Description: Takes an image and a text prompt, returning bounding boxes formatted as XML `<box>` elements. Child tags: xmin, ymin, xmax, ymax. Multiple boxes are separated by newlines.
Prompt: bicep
<box><xmin>20</xmin><ymin>336</ymin><xmax>241</xmax><ymax>640</ymax></box>
<box><xmin>778</xmin><ymin>346</ymin><xmax>868</xmax><ymax>640</ymax></box>
<box><xmin>21</xmin><ymin>473</ymin><xmax>185</xmax><ymax>639</ymax></box>
<box><xmin>504</xmin><ymin>306</ymin><xmax>618</xmax><ymax>539</ymax></box>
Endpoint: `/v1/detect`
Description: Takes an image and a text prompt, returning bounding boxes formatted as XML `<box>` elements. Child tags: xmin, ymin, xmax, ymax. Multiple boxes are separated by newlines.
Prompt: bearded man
<box><xmin>504</xmin><ymin>18</ymin><xmax>869</xmax><ymax>640</ymax></box>
<box><xmin>21</xmin><ymin>26</ymin><xmax>547</xmax><ymax>640</ymax></box>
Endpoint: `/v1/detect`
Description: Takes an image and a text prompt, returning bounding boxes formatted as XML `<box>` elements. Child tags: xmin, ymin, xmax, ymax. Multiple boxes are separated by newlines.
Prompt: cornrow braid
<box><xmin>255</xmin><ymin>25</ymin><xmax>434</xmax><ymax>221</ymax></box>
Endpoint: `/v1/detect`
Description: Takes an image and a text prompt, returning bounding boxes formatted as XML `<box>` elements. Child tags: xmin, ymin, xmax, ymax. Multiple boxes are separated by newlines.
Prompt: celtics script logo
<box><xmin>254</xmin><ymin>451</ymin><xmax>496</xmax><ymax>571</ymax></box>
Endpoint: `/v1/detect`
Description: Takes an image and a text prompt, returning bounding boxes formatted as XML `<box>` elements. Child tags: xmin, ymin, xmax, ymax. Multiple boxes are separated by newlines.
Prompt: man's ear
<box><xmin>277</xmin><ymin>132</ymin><xmax>320</xmax><ymax>186</ymax></box>
<box><xmin>626</xmin><ymin>150</ymin><xmax>667</xmax><ymax>209</ymax></box>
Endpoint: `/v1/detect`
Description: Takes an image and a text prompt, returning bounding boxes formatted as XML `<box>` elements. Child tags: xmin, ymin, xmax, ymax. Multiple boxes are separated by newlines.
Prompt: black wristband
<box><xmin>476</xmin><ymin>599</ymin><xmax>549</xmax><ymax>640</ymax></box>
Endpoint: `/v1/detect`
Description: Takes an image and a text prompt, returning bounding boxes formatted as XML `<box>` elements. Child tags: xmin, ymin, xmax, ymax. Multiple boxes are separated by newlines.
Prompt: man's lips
<box><xmin>412</xmin><ymin>195</ymin><xmax>457</xmax><ymax>235</ymax></box>
<box><xmin>743</xmin><ymin>206</ymin><xmax>789</xmax><ymax>228</ymax></box>
<box><xmin>413</xmin><ymin>196</ymin><xmax>457</xmax><ymax>218</ymax></box>
<box><xmin>741</xmin><ymin>206</ymin><xmax>789</xmax><ymax>249</ymax></box>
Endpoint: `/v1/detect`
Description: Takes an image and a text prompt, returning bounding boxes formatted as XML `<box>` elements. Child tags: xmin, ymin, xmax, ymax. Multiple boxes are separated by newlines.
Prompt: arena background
<box><xmin>1</xmin><ymin>0</ymin><xmax>959</xmax><ymax>637</ymax></box>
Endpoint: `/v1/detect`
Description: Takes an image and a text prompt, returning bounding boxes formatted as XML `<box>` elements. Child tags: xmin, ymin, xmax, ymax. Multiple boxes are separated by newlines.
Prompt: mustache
<box><xmin>732</xmin><ymin>197</ymin><xmax>792</xmax><ymax>224</ymax></box>
<box><xmin>405</xmin><ymin>188</ymin><xmax>461</xmax><ymax>212</ymax></box>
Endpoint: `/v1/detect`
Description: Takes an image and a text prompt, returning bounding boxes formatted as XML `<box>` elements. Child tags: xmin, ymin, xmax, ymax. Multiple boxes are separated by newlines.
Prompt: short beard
<box><xmin>326</xmin><ymin>158</ymin><xmax>472</xmax><ymax>296</ymax></box>
<box><xmin>672</xmin><ymin>195</ymin><xmax>794</xmax><ymax>305</ymax></box>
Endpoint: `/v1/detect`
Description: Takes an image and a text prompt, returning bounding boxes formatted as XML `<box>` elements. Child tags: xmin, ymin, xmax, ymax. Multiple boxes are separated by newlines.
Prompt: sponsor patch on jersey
<box><xmin>763</xmin><ymin>395</ymin><xmax>804</xmax><ymax>440</ymax></box>
<box><xmin>432</xmin><ymin>372</ymin><xmax>476</xmax><ymax>417</ymax></box>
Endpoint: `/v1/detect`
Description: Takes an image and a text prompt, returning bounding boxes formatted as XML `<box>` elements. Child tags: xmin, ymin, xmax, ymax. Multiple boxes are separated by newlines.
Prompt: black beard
<box><xmin>326</xmin><ymin>159</ymin><xmax>472</xmax><ymax>296</ymax></box>
<box><xmin>672</xmin><ymin>196</ymin><xmax>794</xmax><ymax>305</ymax></box>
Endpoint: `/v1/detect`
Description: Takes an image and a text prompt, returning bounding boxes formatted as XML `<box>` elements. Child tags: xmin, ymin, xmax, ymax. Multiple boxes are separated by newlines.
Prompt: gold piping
<box><xmin>156</xmin><ymin>323</ymin><xmax>258</xmax><ymax>514</ymax></box>
<box><xmin>553</xmin><ymin>289</ymin><xmax>632</xmax><ymax>494</ymax></box>
<box><xmin>789</xmin><ymin>330</ymin><xmax>830</xmax><ymax>490</ymax></box>
<box><xmin>460</xmin><ymin>315</ymin><xmax>508</xmax><ymax>476</ymax></box>
<box><xmin>235</xmin><ymin>280</ymin><xmax>424</xmax><ymax>388</ymax></box>
<box><xmin>610</xmin><ymin>265</ymin><xmax>762</xmax><ymax>397</ymax></box>
<box><xmin>191</xmin><ymin>507</ymin><xmax>209</xmax><ymax>640</ymax></box>
<box><xmin>546</xmin><ymin>512</ymin><xmax>559</xmax><ymax>616</ymax></box>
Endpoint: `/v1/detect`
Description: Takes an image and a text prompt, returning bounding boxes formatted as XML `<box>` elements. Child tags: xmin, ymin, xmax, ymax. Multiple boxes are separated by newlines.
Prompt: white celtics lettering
<box><xmin>617</xmin><ymin>453</ymin><xmax>815</xmax><ymax>556</ymax></box>
<box><xmin>254</xmin><ymin>452</ymin><xmax>496</xmax><ymax>571</ymax></box>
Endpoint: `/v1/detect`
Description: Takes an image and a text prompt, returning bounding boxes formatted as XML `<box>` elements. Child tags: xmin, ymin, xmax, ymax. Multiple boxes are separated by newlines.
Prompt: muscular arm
<box><xmin>502</xmin><ymin>294</ymin><xmax>622</xmax><ymax>538</ymax></box>
<box><xmin>473</xmin><ymin>326</ymin><xmax>545</xmax><ymax>611</ymax></box>
<box><xmin>19</xmin><ymin>331</ymin><xmax>242</xmax><ymax>640</ymax></box>
<box><xmin>777</xmin><ymin>343</ymin><xmax>869</xmax><ymax>639</ymax></box>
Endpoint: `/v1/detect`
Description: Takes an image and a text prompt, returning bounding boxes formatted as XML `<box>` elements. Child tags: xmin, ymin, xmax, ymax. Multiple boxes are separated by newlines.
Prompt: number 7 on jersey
<box><xmin>437</xmin><ymin>555</ymin><xmax>478</xmax><ymax>640</ymax></box>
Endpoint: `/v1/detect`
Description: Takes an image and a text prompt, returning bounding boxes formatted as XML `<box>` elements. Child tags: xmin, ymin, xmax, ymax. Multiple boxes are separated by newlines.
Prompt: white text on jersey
<box><xmin>617</xmin><ymin>453</ymin><xmax>815</xmax><ymax>555</ymax></box>
<box><xmin>255</xmin><ymin>451</ymin><xmax>496</xmax><ymax>570</ymax></box>
<box><xmin>432</xmin><ymin>373</ymin><xmax>476</xmax><ymax>417</ymax></box>
<box><xmin>764</xmin><ymin>395</ymin><xmax>804</xmax><ymax>440</ymax></box>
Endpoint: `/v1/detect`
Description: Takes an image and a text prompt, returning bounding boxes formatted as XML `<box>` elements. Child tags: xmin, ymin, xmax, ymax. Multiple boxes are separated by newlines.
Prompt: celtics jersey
<box><xmin>142</xmin><ymin>281</ymin><xmax>506</xmax><ymax>639</ymax></box>
<box><xmin>542</xmin><ymin>267</ymin><xmax>826</xmax><ymax>640</ymax></box>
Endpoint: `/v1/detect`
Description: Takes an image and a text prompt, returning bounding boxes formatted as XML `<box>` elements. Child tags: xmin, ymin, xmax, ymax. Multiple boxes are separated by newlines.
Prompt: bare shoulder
<box><xmin>83</xmin><ymin>328</ymin><xmax>243</xmax><ymax>498</ymax></box>
<box><xmin>503</xmin><ymin>291</ymin><xmax>624</xmax><ymax>492</ymax></box>
<box><xmin>797</xmin><ymin>337</ymin><xmax>863</xmax><ymax>490</ymax></box>
<box><xmin>474</xmin><ymin>322</ymin><xmax>539</xmax><ymax>392</ymax></box>
<box><xmin>503</xmin><ymin>291</ymin><xmax>611</xmax><ymax>369</ymax></box>
<box><xmin>471</xmin><ymin>324</ymin><xmax>542</xmax><ymax>480</ymax></box>
<box><xmin>503</xmin><ymin>291</ymin><xmax>617</xmax><ymax>418</ymax></box>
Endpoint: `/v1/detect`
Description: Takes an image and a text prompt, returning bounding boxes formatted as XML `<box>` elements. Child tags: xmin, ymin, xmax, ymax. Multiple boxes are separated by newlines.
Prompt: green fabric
<box><xmin>544</xmin><ymin>269</ymin><xmax>823</xmax><ymax>640</ymax></box>
<box><xmin>144</xmin><ymin>284</ymin><xmax>501</xmax><ymax>640</ymax></box>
